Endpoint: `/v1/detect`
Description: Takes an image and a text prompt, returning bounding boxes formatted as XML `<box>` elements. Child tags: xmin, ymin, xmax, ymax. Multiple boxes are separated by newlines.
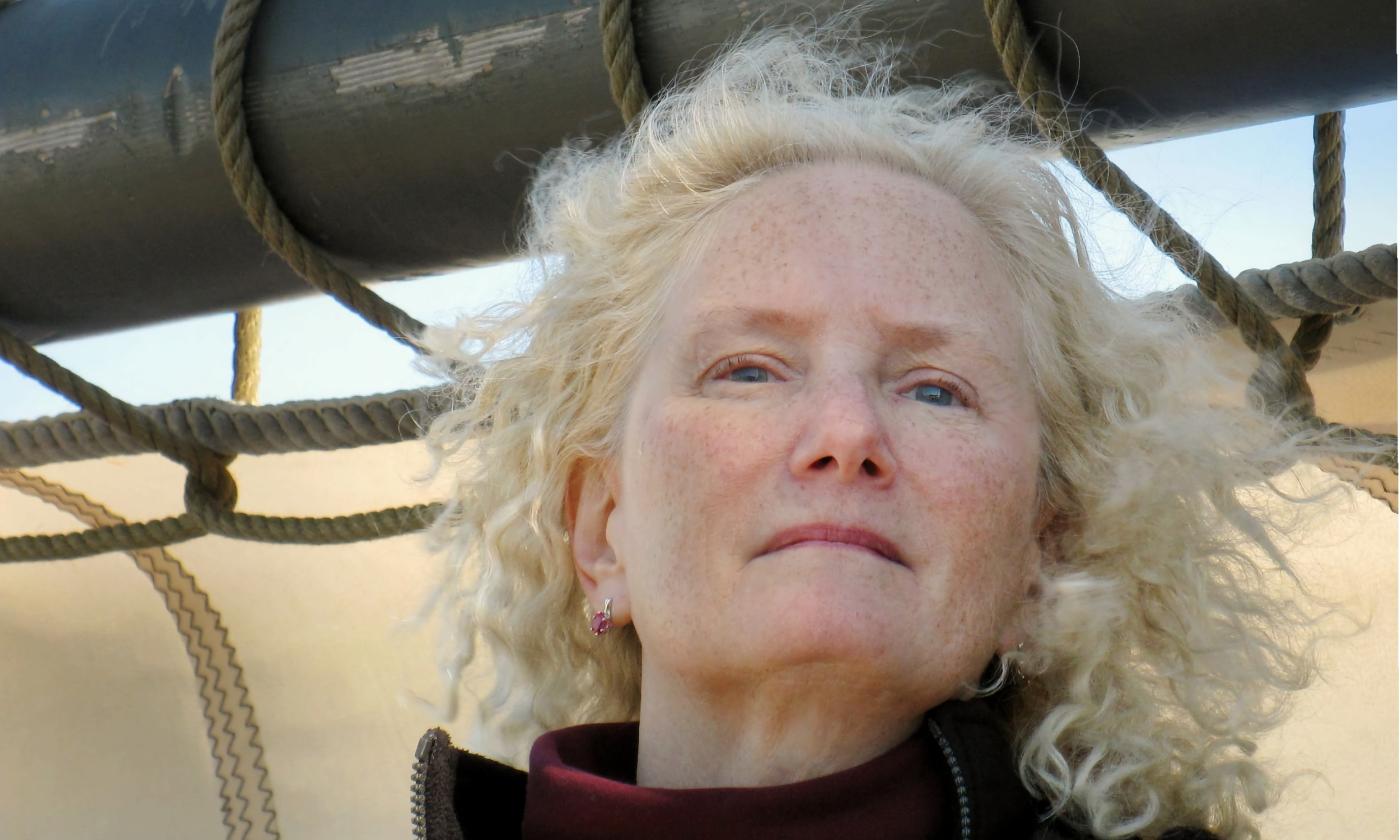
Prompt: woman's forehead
<box><xmin>710</xmin><ymin>160</ymin><xmax>984</xmax><ymax>247</ymax></box>
<box><xmin>664</xmin><ymin>162</ymin><xmax>1021</xmax><ymax>345</ymax></box>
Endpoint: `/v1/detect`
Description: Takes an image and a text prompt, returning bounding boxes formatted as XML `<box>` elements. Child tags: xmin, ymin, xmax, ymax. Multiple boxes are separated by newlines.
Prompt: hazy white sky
<box><xmin>2</xmin><ymin>101</ymin><xmax>1395</xmax><ymax>423</ymax></box>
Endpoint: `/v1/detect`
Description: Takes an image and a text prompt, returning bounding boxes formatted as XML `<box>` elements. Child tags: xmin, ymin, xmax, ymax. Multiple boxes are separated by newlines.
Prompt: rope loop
<box><xmin>211</xmin><ymin>0</ymin><xmax>426</xmax><ymax>349</ymax></box>
<box><xmin>599</xmin><ymin>0</ymin><xmax>649</xmax><ymax>124</ymax></box>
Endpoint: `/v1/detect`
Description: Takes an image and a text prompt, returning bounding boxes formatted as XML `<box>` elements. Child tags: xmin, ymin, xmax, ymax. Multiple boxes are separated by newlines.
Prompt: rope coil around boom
<box><xmin>211</xmin><ymin>0</ymin><xmax>426</xmax><ymax>350</ymax></box>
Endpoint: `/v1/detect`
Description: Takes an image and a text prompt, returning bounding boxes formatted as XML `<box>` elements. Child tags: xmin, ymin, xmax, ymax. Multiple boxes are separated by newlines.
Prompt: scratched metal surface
<box><xmin>0</xmin><ymin>0</ymin><xmax>1393</xmax><ymax>343</ymax></box>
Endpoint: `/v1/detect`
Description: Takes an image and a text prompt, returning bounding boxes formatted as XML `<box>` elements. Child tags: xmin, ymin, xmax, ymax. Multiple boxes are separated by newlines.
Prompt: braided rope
<box><xmin>1291</xmin><ymin>112</ymin><xmax>1348</xmax><ymax>369</ymax></box>
<box><xmin>1312</xmin><ymin>113</ymin><xmax>1347</xmax><ymax>264</ymax></box>
<box><xmin>982</xmin><ymin>0</ymin><xmax>1311</xmax><ymax>418</ymax></box>
<box><xmin>0</xmin><ymin>497</ymin><xmax>442</xmax><ymax>563</ymax></box>
<box><xmin>0</xmin><ymin>513</ymin><xmax>206</xmax><ymax>563</ymax></box>
<box><xmin>981</xmin><ymin>0</ymin><xmax>1395</xmax><ymax>500</ymax></box>
<box><xmin>0</xmin><ymin>323</ymin><xmax>441</xmax><ymax>561</ymax></box>
<box><xmin>600</xmin><ymin>0</ymin><xmax>649</xmax><ymax>124</ymax></box>
<box><xmin>0</xmin><ymin>322</ymin><xmax>238</xmax><ymax>507</ymax></box>
<box><xmin>0</xmin><ymin>319</ymin><xmax>442</xmax><ymax>560</ymax></box>
<box><xmin>183</xmin><ymin>480</ymin><xmax>441</xmax><ymax>545</ymax></box>
<box><xmin>0</xmin><ymin>469</ymin><xmax>282</xmax><ymax>839</ymax></box>
<box><xmin>232</xmin><ymin>308</ymin><xmax>263</xmax><ymax>404</ymax></box>
<box><xmin>0</xmin><ymin>389</ymin><xmax>446</xmax><ymax>469</ymax></box>
<box><xmin>1238</xmin><ymin>242</ymin><xmax>1394</xmax><ymax>317</ymax></box>
<box><xmin>1158</xmin><ymin>243</ymin><xmax>1395</xmax><ymax>326</ymax></box>
<box><xmin>211</xmin><ymin>0</ymin><xmax>424</xmax><ymax>349</ymax></box>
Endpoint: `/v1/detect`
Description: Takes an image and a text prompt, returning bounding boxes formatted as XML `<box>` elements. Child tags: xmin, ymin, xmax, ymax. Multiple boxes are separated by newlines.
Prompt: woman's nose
<box><xmin>788</xmin><ymin>378</ymin><xmax>897</xmax><ymax>487</ymax></box>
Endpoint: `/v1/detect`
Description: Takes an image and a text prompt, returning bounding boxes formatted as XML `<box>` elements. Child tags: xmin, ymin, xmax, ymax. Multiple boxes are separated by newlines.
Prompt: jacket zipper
<box><xmin>926</xmin><ymin>719</ymin><xmax>973</xmax><ymax>840</ymax></box>
<box><xmin>411</xmin><ymin>730</ymin><xmax>436</xmax><ymax>840</ymax></box>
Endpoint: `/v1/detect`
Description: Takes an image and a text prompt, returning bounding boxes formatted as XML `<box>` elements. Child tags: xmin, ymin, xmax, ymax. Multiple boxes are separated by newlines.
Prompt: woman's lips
<box><xmin>760</xmin><ymin>523</ymin><xmax>905</xmax><ymax>566</ymax></box>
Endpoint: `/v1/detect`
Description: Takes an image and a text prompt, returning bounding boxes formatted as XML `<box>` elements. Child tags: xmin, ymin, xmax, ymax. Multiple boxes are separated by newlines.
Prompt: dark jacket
<box><xmin>410</xmin><ymin>700</ymin><xmax>1218</xmax><ymax>840</ymax></box>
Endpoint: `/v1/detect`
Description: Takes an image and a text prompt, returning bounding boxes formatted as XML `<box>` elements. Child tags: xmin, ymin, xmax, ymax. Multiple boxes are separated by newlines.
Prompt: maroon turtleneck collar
<box><xmin>520</xmin><ymin>720</ymin><xmax>947</xmax><ymax>839</ymax></box>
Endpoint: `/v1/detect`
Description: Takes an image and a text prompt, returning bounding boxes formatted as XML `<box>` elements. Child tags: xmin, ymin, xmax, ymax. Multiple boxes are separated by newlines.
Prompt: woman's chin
<box><xmin>731</xmin><ymin>574</ymin><xmax>911</xmax><ymax>670</ymax></box>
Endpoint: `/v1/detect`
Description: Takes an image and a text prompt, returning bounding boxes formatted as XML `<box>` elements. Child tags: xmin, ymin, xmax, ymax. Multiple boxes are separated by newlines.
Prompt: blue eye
<box><xmin>726</xmin><ymin>365</ymin><xmax>770</xmax><ymax>383</ymax></box>
<box><xmin>909</xmin><ymin>383</ymin><xmax>961</xmax><ymax>407</ymax></box>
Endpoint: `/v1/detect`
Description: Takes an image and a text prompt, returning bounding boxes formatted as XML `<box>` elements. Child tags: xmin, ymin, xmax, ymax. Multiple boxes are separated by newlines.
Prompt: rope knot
<box><xmin>183</xmin><ymin>450</ymin><xmax>239</xmax><ymax>521</ymax></box>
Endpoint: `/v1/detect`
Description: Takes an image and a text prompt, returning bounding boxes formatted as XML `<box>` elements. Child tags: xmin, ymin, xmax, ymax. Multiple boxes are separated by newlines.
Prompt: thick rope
<box><xmin>981</xmin><ymin>1</ymin><xmax>1395</xmax><ymax>502</ymax></box>
<box><xmin>1290</xmin><ymin>112</ymin><xmax>1347</xmax><ymax>370</ymax></box>
<box><xmin>1311</xmin><ymin>113</ymin><xmax>1347</xmax><ymax>259</ymax></box>
<box><xmin>232</xmin><ymin>308</ymin><xmax>262</xmax><ymax>404</ymax></box>
<box><xmin>0</xmin><ymin>513</ymin><xmax>207</xmax><ymax>562</ymax></box>
<box><xmin>982</xmin><ymin>0</ymin><xmax>1311</xmax><ymax>418</ymax></box>
<box><xmin>0</xmin><ymin>311</ymin><xmax>444</xmax><ymax>560</ymax></box>
<box><xmin>1157</xmin><ymin>243</ymin><xmax>1395</xmax><ymax>327</ymax></box>
<box><xmin>600</xmin><ymin>0</ymin><xmax>649</xmax><ymax>124</ymax></box>
<box><xmin>211</xmin><ymin>0</ymin><xmax>425</xmax><ymax>349</ymax></box>
<box><xmin>0</xmin><ymin>389</ymin><xmax>448</xmax><ymax>469</ymax></box>
<box><xmin>1237</xmin><ymin>242</ymin><xmax>1392</xmax><ymax>317</ymax></box>
<box><xmin>0</xmin><ymin>322</ymin><xmax>238</xmax><ymax>508</ymax></box>
<box><xmin>182</xmin><ymin>483</ymin><xmax>441</xmax><ymax>545</ymax></box>
<box><xmin>0</xmin><ymin>469</ymin><xmax>282</xmax><ymax>840</ymax></box>
<box><xmin>0</xmin><ymin>500</ymin><xmax>442</xmax><ymax>563</ymax></box>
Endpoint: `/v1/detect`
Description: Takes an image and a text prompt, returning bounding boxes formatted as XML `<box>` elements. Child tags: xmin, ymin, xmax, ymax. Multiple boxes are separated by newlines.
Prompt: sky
<box><xmin>1</xmin><ymin>101</ymin><xmax>1395</xmax><ymax>423</ymax></box>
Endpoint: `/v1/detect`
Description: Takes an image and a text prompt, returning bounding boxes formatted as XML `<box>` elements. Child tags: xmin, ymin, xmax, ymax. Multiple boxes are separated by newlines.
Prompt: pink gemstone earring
<box><xmin>589</xmin><ymin>598</ymin><xmax>614</xmax><ymax>636</ymax></box>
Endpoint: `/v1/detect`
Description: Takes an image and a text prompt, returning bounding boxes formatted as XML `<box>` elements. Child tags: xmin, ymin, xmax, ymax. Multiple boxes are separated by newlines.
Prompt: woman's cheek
<box><xmin>911</xmin><ymin>437</ymin><xmax>1033</xmax><ymax>539</ymax></box>
<box><xmin>654</xmin><ymin>398</ymin><xmax>775</xmax><ymax>477</ymax></box>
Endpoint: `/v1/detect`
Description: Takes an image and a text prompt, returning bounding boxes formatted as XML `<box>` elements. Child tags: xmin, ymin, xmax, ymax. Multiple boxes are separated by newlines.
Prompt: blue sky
<box><xmin>2</xmin><ymin>101</ymin><xmax>1395</xmax><ymax>423</ymax></box>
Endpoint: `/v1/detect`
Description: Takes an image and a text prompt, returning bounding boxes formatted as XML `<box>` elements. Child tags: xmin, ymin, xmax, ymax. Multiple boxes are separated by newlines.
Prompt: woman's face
<box><xmin>580</xmin><ymin>160</ymin><xmax>1046</xmax><ymax>709</ymax></box>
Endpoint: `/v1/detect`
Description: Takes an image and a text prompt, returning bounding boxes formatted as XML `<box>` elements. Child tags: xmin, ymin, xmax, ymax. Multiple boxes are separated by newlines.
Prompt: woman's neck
<box><xmin>634</xmin><ymin>663</ymin><xmax>927</xmax><ymax>788</ymax></box>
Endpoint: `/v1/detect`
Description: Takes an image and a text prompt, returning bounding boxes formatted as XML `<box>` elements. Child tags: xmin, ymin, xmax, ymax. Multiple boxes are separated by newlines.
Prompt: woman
<box><xmin>410</xmin><ymin>20</ymin><xmax>1367</xmax><ymax>840</ymax></box>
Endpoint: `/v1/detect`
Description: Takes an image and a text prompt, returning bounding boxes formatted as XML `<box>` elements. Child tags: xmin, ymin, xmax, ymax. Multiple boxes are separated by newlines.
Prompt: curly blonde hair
<box><xmin>415</xmin><ymin>16</ymin><xmax>1383</xmax><ymax>839</ymax></box>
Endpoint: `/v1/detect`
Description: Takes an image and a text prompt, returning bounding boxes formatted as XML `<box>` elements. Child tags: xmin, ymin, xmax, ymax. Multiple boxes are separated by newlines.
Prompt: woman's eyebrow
<box><xmin>876</xmin><ymin>319</ymin><xmax>963</xmax><ymax>353</ymax></box>
<box><xmin>686</xmin><ymin>305</ymin><xmax>818</xmax><ymax>342</ymax></box>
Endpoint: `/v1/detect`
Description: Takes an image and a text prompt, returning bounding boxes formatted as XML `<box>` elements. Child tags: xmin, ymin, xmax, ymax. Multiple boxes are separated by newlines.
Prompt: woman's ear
<box><xmin>565</xmin><ymin>459</ymin><xmax>631</xmax><ymax>625</ymax></box>
<box><xmin>1032</xmin><ymin>501</ymin><xmax>1061</xmax><ymax>573</ymax></box>
<box><xmin>1000</xmin><ymin>502</ymin><xmax>1056</xmax><ymax>656</ymax></box>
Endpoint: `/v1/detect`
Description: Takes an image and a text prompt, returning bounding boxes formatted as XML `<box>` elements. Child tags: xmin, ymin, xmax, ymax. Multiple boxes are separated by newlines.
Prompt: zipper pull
<box><xmin>416</xmin><ymin>730</ymin><xmax>439</xmax><ymax>762</ymax></box>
